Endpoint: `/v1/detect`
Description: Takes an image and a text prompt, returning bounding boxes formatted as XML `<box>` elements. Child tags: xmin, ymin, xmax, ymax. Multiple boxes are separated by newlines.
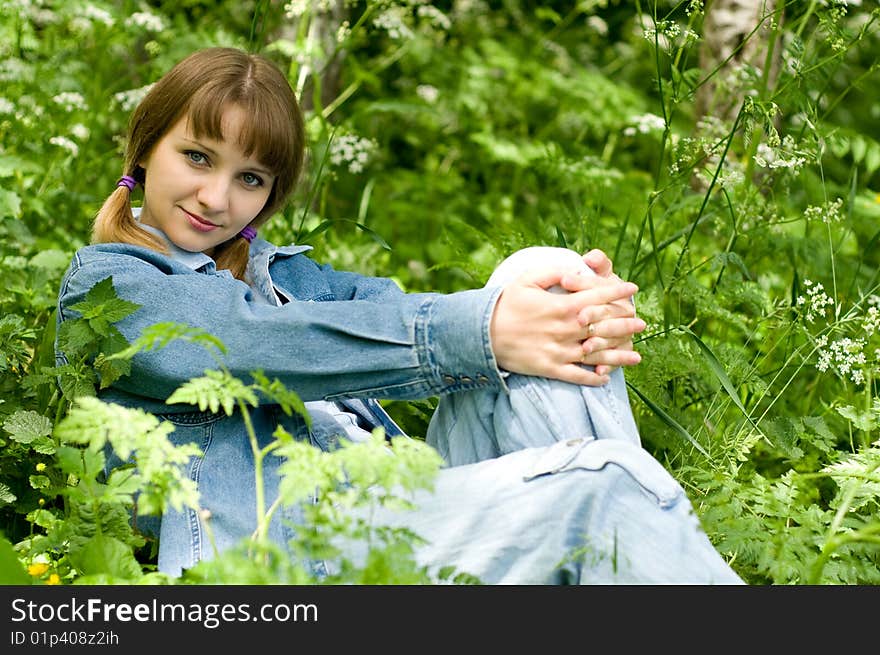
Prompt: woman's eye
<box><xmin>242</xmin><ymin>172</ymin><xmax>264</xmax><ymax>187</ymax></box>
<box><xmin>185</xmin><ymin>151</ymin><xmax>208</xmax><ymax>165</ymax></box>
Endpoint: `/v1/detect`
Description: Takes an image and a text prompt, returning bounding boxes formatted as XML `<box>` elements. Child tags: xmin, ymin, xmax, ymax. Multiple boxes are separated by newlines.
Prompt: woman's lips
<box><xmin>181</xmin><ymin>208</ymin><xmax>219</xmax><ymax>232</ymax></box>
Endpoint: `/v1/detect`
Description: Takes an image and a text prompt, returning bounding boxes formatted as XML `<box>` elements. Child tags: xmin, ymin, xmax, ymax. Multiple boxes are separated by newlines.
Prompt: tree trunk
<box><xmin>696</xmin><ymin>0</ymin><xmax>783</xmax><ymax>126</ymax></box>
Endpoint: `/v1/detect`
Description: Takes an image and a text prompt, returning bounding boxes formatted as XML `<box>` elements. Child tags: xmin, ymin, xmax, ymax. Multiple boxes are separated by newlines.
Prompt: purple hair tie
<box><xmin>116</xmin><ymin>175</ymin><xmax>138</xmax><ymax>192</ymax></box>
<box><xmin>239</xmin><ymin>225</ymin><xmax>257</xmax><ymax>243</ymax></box>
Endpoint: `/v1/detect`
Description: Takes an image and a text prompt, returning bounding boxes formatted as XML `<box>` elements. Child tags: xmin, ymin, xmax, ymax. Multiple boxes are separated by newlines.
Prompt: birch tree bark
<box><xmin>696</xmin><ymin>0</ymin><xmax>783</xmax><ymax>125</ymax></box>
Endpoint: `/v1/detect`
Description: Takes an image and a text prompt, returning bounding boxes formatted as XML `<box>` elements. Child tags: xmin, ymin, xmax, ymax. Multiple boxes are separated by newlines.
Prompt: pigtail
<box><xmin>213</xmin><ymin>235</ymin><xmax>250</xmax><ymax>281</ymax></box>
<box><xmin>91</xmin><ymin>173</ymin><xmax>167</xmax><ymax>254</ymax></box>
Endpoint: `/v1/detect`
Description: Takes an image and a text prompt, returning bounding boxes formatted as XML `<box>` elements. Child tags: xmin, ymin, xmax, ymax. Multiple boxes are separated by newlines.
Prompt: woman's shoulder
<box><xmin>63</xmin><ymin>242</ymin><xmax>195</xmax><ymax>288</ymax></box>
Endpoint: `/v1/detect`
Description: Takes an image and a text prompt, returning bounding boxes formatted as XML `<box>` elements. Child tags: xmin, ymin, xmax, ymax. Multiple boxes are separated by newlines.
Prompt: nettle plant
<box><xmin>2</xmin><ymin>277</ymin><xmax>467</xmax><ymax>585</ymax></box>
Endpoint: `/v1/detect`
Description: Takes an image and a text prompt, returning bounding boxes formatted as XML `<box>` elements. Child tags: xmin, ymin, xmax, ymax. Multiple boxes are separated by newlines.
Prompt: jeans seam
<box><xmin>187</xmin><ymin>422</ymin><xmax>213</xmax><ymax>566</ymax></box>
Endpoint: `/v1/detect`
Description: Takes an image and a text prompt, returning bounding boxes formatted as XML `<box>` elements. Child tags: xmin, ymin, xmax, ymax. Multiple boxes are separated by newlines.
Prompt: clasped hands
<box><xmin>489</xmin><ymin>249</ymin><xmax>646</xmax><ymax>387</ymax></box>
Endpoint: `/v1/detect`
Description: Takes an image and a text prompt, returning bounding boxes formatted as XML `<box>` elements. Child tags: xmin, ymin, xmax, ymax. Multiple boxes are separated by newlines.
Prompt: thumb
<box><xmin>583</xmin><ymin>249</ymin><xmax>613</xmax><ymax>277</ymax></box>
<box><xmin>516</xmin><ymin>266</ymin><xmax>568</xmax><ymax>290</ymax></box>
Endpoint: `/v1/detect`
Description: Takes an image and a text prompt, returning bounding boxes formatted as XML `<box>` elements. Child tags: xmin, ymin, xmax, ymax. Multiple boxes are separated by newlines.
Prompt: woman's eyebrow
<box><xmin>181</xmin><ymin>137</ymin><xmax>274</xmax><ymax>175</ymax></box>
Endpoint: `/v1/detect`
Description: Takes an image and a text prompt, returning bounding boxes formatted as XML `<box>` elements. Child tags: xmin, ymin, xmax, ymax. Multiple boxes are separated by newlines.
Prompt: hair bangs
<box><xmin>184</xmin><ymin>83</ymin><xmax>295</xmax><ymax>180</ymax></box>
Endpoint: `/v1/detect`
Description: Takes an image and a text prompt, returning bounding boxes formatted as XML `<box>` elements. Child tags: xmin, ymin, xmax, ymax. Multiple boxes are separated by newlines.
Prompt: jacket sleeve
<box><xmin>56</xmin><ymin>246</ymin><xmax>505</xmax><ymax>403</ymax></box>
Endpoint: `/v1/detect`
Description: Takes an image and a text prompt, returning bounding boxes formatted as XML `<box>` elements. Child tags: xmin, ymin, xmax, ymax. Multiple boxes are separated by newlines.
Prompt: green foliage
<box><xmin>3</xmin><ymin>0</ymin><xmax>880</xmax><ymax>584</ymax></box>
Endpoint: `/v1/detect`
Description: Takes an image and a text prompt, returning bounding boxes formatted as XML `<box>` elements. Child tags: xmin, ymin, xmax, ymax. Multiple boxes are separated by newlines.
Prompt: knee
<box><xmin>486</xmin><ymin>246</ymin><xmax>595</xmax><ymax>290</ymax></box>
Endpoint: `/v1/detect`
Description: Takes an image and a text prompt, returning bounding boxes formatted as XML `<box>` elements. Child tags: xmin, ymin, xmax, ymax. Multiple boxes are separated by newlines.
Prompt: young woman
<box><xmin>56</xmin><ymin>47</ymin><xmax>742</xmax><ymax>584</ymax></box>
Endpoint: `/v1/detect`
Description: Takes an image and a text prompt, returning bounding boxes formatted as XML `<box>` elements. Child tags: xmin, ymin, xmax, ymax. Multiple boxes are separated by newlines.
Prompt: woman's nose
<box><xmin>196</xmin><ymin>175</ymin><xmax>230</xmax><ymax>212</ymax></box>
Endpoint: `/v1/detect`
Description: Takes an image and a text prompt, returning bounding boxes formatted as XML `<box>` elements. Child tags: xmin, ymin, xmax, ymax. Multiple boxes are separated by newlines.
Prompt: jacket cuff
<box><xmin>417</xmin><ymin>285</ymin><xmax>507</xmax><ymax>394</ymax></box>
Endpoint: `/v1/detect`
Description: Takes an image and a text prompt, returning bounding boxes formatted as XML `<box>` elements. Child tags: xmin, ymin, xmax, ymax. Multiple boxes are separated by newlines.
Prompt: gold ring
<box><xmin>587</xmin><ymin>323</ymin><xmax>596</xmax><ymax>337</ymax></box>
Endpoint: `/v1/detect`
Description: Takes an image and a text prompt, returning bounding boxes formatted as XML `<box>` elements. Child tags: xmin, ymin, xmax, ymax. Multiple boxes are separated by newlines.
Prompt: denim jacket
<box><xmin>55</xmin><ymin>237</ymin><xmax>507</xmax><ymax>442</ymax></box>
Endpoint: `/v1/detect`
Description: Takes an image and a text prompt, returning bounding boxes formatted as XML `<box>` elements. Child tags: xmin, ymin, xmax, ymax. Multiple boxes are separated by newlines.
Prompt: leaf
<box><xmin>30</xmin><ymin>249</ymin><xmax>71</xmax><ymax>271</ymax></box>
<box><xmin>109</xmin><ymin>321</ymin><xmax>227</xmax><ymax>360</ymax></box>
<box><xmin>300</xmin><ymin>218</ymin><xmax>391</xmax><ymax>251</ymax></box>
<box><xmin>166</xmin><ymin>368</ymin><xmax>258</xmax><ymax>416</ymax></box>
<box><xmin>353</xmin><ymin>220</ymin><xmax>392</xmax><ymax>251</ymax></box>
<box><xmin>0</xmin><ymin>482</ymin><xmax>17</xmax><ymax>505</ymax></box>
<box><xmin>57</xmin><ymin>318</ymin><xmax>96</xmax><ymax>355</ymax></box>
<box><xmin>865</xmin><ymin>141</ymin><xmax>880</xmax><ymax>176</ymax></box>
<box><xmin>68</xmin><ymin>534</ymin><xmax>143</xmax><ymax>580</ymax></box>
<box><xmin>851</xmin><ymin>135</ymin><xmax>866</xmax><ymax>164</ymax></box>
<box><xmin>55</xmin><ymin>396</ymin><xmax>159</xmax><ymax>455</ymax></box>
<box><xmin>836</xmin><ymin>405</ymin><xmax>877</xmax><ymax>433</ymax></box>
<box><xmin>626</xmin><ymin>382</ymin><xmax>710</xmax><ymax>457</ymax></box>
<box><xmin>357</xmin><ymin>177</ymin><xmax>376</xmax><ymax>223</ymax></box>
<box><xmin>0</xmin><ymin>155</ymin><xmax>41</xmax><ymax>177</ymax></box>
<box><xmin>681</xmin><ymin>327</ymin><xmax>761</xmax><ymax>434</ymax></box>
<box><xmin>68</xmin><ymin>277</ymin><xmax>141</xmax><ymax>336</ymax></box>
<box><xmin>3</xmin><ymin>410</ymin><xmax>53</xmax><ymax>444</ymax></box>
<box><xmin>0</xmin><ymin>188</ymin><xmax>22</xmax><ymax>219</ymax></box>
<box><xmin>31</xmin><ymin>436</ymin><xmax>57</xmax><ymax>455</ymax></box>
<box><xmin>0</xmin><ymin>534</ymin><xmax>31</xmax><ymax>584</ymax></box>
<box><xmin>28</xmin><ymin>475</ymin><xmax>50</xmax><ymax>490</ymax></box>
<box><xmin>251</xmin><ymin>370</ymin><xmax>311</xmax><ymax>427</ymax></box>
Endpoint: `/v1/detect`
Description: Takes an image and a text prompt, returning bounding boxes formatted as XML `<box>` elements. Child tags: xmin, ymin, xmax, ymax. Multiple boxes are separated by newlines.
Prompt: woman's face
<box><xmin>138</xmin><ymin>104</ymin><xmax>275</xmax><ymax>255</ymax></box>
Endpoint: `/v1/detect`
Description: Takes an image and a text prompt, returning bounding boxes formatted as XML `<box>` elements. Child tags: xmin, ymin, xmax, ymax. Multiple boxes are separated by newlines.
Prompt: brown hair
<box><xmin>92</xmin><ymin>47</ymin><xmax>307</xmax><ymax>280</ymax></box>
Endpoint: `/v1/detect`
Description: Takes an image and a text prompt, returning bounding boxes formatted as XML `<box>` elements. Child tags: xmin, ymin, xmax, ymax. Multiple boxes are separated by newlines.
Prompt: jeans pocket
<box><xmin>523</xmin><ymin>437</ymin><xmax>683</xmax><ymax>508</ymax></box>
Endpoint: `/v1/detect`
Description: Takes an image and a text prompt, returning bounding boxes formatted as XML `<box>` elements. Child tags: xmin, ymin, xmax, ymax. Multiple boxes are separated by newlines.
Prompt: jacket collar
<box><xmin>131</xmin><ymin>206</ymin><xmax>312</xmax><ymax>274</ymax></box>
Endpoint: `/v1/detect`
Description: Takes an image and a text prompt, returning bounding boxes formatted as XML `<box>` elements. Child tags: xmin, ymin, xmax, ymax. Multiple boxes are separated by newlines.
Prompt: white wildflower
<box><xmin>624</xmin><ymin>113</ymin><xmax>666</xmax><ymax>136</ymax></box>
<box><xmin>716</xmin><ymin>169</ymin><xmax>745</xmax><ymax>189</ymax></box>
<box><xmin>416</xmin><ymin>84</ymin><xmax>439</xmax><ymax>104</ymax></box>
<box><xmin>864</xmin><ymin>306</ymin><xmax>880</xmax><ymax>335</ymax></box>
<box><xmin>284</xmin><ymin>0</ymin><xmax>333</xmax><ymax>19</ymax></box>
<box><xmin>130</xmin><ymin>11</ymin><xmax>165</xmax><ymax>32</ymax></box>
<box><xmin>3</xmin><ymin>0</ymin><xmax>33</xmax><ymax>19</ymax></box>
<box><xmin>329</xmin><ymin>133</ymin><xmax>377</xmax><ymax>174</ymax></box>
<box><xmin>816</xmin><ymin>336</ymin><xmax>867</xmax><ymax>384</ymax></box>
<box><xmin>374</xmin><ymin>7</ymin><xmax>414</xmax><ymax>40</ymax></box>
<box><xmin>0</xmin><ymin>98</ymin><xmax>14</xmax><ymax>114</ymax></box>
<box><xmin>52</xmin><ymin>91</ymin><xmax>87</xmax><ymax>112</ymax></box>
<box><xmin>804</xmin><ymin>197</ymin><xmax>843</xmax><ymax>223</ymax></box>
<box><xmin>49</xmin><ymin>135</ymin><xmax>79</xmax><ymax>157</ymax></box>
<box><xmin>284</xmin><ymin>0</ymin><xmax>309</xmax><ymax>18</ymax></box>
<box><xmin>453</xmin><ymin>0</ymin><xmax>485</xmax><ymax>15</ymax></box>
<box><xmin>80</xmin><ymin>4</ymin><xmax>114</xmax><ymax>27</ymax></box>
<box><xmin>14</xmin><ymin>95</ymin><xmax>44</xmax><ymax>127</ymax></box>
<box><xmin>114</xmin><ymin>83</ymin><xmax>154</xmax><ymax>112</ymax></box>
<box><xmin>686</xmin><ymin>0</ymin><xmax>704</xmax><ymax>15</ymax></box>
<box><xmin>587</xmin><ymin>16</ymin><xmax>608</xmax><ymax>36</ymax></box>
<box><xmin>70</xmin><ymin>123</ymin><xmax>90</xmax><ymax>140</ymax></box>
<box><xmin>753</xmin><ymin>135</ymin><xmax>808</xmax><ymax>173</ymax></box>
<box><xmin>32</xmin><ymin>8</ymin><xmax>58</xmax><ymax>25</ymax></box>
<box><xmin>0</xmin><ymin>58</ymin><xmax>30</xmax><ymax>82</ymax></box>
<box><xmin>797</xmin><ymin>279</ymin><xmax>835</xmax><ymax>322</ymax></box>
<box><xmin>417</xmin><ymin>5</ymin><xmax>451</xmax><ymax>31</ymax></box>
<box><xmin>336</xmin><ymin>20</ymin><xmax>351</xmax><ymax>43</ymax></box>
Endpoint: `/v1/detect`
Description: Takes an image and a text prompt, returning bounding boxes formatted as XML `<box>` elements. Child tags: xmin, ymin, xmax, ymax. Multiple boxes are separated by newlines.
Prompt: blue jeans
<box><xmin>342</xmin><ymin>247</ymin><xmax>743</xmax><ymax>584</ymax></box>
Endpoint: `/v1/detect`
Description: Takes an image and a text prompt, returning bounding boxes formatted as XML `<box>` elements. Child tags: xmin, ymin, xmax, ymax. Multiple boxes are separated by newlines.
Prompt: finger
<box><xmin>578</xmin><ymin>299</ymin><xmax>642</xmax><ymax>327</ymax></box>
<box><xmin>515</xmin><ymin>267</ymin><xmax>568</xmax><ymax>291</ymax></box>
<box><xmin>583</xmin><ymin>249</ymin><xmax>613</xmax><ymax>277</ymax></box>
<box><xmin>581</xmin><ymin>348</ymin><xmax>642</xmax><ymax>368</ymax></box>
<box><xmin>594</xmin><ymin>364</ymin><xmax>618</xmax><ymax>377</ymax></box>
<box><xmin>559</xmin><ymin>269</ymin><xmax>619</xmax><ymax>293</ymax></box>
<box><xmin>554</xmin><ymin>363</ymin><xmax>611</xmax><ymax>387</ymax></box>
<box><xmin>582</xmin><ymin>335</ymin><xmax>633</xmax><ymax>355</ymax></box>
<box><xmin>582</xmin><ymin>317</ymin><xmax>647</xmax><ymax>341</ymax></box>
<box><xmin>579</xmin><ymin>304</ymin><xmax>639</xmax><ymax>328</ymax></box>
<box><xmin>569</xmin><ymin>282</ymin><xmax>639</xmax><ymax>322</ymax></box>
